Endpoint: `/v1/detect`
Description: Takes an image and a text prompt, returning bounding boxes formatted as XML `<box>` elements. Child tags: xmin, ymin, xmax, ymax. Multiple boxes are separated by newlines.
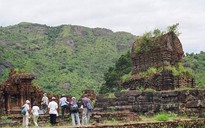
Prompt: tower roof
<box><xmin>132</xmin><ymin>32</ymin><xmax>183</xmax><ymax>55</ymax></box>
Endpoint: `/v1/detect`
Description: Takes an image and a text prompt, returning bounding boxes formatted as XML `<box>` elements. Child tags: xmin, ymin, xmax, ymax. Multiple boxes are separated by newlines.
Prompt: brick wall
<box><xmin>95</xmin><ymin>89</ymin><xmax>205</xmax><ymax>117</ymax></box>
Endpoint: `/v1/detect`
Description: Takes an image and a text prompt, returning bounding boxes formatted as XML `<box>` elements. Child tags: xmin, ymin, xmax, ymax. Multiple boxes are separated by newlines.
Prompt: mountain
<box><xmin>0</xmin><ymin>22</ymin><xmax>136</xmax><ymax>98</ymax></box>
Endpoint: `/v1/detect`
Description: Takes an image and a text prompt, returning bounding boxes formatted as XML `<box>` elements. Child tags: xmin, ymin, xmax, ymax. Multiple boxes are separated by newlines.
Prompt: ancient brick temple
<box><xmin>122</xmin><ymin>32</ymin><xmax>194</xmax><ymax>91</ymax></box>
<box><xmin>93</xmin><ymin>32</ymin><xmax>202</xmax><ymax>122</ymax></box>
<box><xmin>0</xmin><ymin>70</ymin><xmax>44</xmax><ymax>116</ymax></box>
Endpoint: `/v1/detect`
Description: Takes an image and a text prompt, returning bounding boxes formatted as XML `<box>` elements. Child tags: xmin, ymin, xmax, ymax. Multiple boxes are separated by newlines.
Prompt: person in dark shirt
<box><xmin>81</xmin><ymin>94</ymin><xmax>92</xmax><ymax>125</ymax></box>
<box><xmin>70</xmin><ymin>97</ymin><xmax>80</xmax><ymax>126</ymax></box>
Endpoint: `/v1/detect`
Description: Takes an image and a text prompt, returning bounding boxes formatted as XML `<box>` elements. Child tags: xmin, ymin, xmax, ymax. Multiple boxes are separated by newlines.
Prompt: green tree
<box><xmin>167</xmin><ymin>23</ymin><xmax>181</xmax><ymax>36</ymax></box>
<box><xmin>100</xmin><ymin>51</ymin><xmax>132</xmax><ymax>93</ymax></box>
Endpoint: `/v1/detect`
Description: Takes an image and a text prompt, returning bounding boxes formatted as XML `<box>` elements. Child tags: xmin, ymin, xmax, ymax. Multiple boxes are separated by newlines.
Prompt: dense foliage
<box><xmin>183</xmin><ymin>52</ymin><xmax>205</xmax><ymax>87</ymax></box>
<box><xmin>0</xmin><ymin>22</ymin><xmax>135</xmax><ymax>98</ymax></box>
<box><xmin>133</xmin><ymin>23</ymin><xmax>180</xmax><ymax>54</ymax></box>
<box><xmin>100</xmin><ymin>51</ymin><xmax>132</xmax><ymax>93</ymax></box>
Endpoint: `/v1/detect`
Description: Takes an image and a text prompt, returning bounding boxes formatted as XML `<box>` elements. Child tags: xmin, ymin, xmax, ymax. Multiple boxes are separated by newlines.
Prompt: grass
<box><xmin>139</xmin><ymin>112</ymin><xmax>190</xmax><ymax>122</ymax></box>
<box><xmin>154</xmin><ymin>112</ymin><xmax>169</xmax><ymax>121</ymax></box>
<box><xmin>103</xmin><ymin>117</ymin><xmax>119</xmax><ymax>125</ymax></box>
<box><xmin>106</xmin><ymin>93</ymin><xmax>116</xmax><ymax>98</ymax></box>
<box><xmin>1</xmin><ymin>112</ymin><xmax>203</xmax><ymax>128</ymax></box>
<box><xmin>0</xmin><ymin>116</ymin><xmax>12</xmax><ymax>123</ymax></box>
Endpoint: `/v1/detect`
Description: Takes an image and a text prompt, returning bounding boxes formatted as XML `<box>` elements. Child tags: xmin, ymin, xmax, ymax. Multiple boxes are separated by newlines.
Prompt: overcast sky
<box><xmin>0</xmin><ymin>0</ymin><xmax>204</xmax><ymax>53</ymax></box>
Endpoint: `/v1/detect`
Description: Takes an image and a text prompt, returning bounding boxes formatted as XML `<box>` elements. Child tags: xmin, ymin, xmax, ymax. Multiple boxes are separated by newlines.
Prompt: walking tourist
<box><xmin>48</xmin><ymin>97</ymin><xmax>58</xmax><ymax>126</ymax></box>
<box><xmin>22</xmin><ymin>100</ymin><xmax>30</xmax><ymax>128</ymax></box>
<box><xmin>31</xmin><ymin>101</ymin><xmax>40</xmax><ymax>127</ymax></box>
<box><xmin>41</xmin><ymin>93</ymin><xmax>49</xmax><ymax>114</ymax></box>
<box><xmin>81</xmin><ymin>94</ymin><xmax>93</xmax><ymax>125</ymax></box>
<box><xmin>59</xmin><ymin>94</ymin><xmax>69</xmax><ymax>120</ymax></box>
<box><xmin>70</xmin><ymin>97</ymin><xmax>80</xmax><ymax>126</ymax></box>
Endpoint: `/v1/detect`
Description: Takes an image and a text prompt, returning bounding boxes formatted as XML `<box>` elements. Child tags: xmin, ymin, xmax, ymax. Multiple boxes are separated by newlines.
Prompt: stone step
<box><xmin>93</xmin><ymin>105</ymin><xmax>133</xmax><ymax>112</ymax></box>
<box><xmin>92</xmin><ymin>111</ymin><xmax>141</xmax><ymax>123</ymax></box>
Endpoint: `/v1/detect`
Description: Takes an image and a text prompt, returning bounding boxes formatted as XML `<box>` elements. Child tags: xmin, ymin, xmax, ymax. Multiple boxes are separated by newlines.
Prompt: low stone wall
<box><xmin>95</xmin><ymin>89</ymin><xmax>205</xmax><ymax>117</ymax></box>
<box><xmin>94</xmin><ymin>118</ymin><xmax>205</xmax><ymax>128</ymax></box>
<box><xmin>1</xmin><ymin>118</ymin><xmax>205</xmax><ymax>128</ymax></box>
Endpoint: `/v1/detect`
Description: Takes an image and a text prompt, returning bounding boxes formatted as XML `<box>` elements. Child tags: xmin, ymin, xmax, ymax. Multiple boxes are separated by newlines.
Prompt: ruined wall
<box><xmin>94</xmin><ymin>89</ymin><xmax>205</xmax><ymax>117</ymax></box>
<box><xmin>131</xmin><ymin>32</ymin><xmax>184</xmax><ymax>74</ymax></box>
<box><xmin>131</xmin><ymin>50</ymin><xmax>183</xmax><ymax>74</ymax></box>
<box><xmin>122</xmin><ymin>70</ymin><xmax>195</xmax><ymax>91</ymax></box>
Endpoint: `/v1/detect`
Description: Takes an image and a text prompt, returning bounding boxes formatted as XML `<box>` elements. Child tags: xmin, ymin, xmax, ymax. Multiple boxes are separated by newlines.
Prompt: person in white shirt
<box><xmin>59</xmin><ymin>94</ymin><xmax>69</xmax><ymax>120</ymax></box>
<box><xmin>41</xmin><ymin>93</ymin><xmax>49</xmax><ymax>113</ymax></box>
<box><xmin>48</xmin><ymin>97</ymin><xmax>58</xmax><ymax>126</ymax></box>
<box><xmin>31</xmin><ymin>101</ymin><xmax>40</xmax><ymax>127</ymax></box>
<box><xmin>22</xmin><ymin>100</ymin><xmax>30</xmax><ymax>128</ymax></box>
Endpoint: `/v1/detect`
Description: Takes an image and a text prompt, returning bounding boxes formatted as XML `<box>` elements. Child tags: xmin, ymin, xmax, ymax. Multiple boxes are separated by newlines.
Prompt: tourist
<box><xmin>59</xmin><ymin>94</ymin><xmax>69</xmax><ymax>120</ymax></box>
<box><xmin>70</xmin><ymin>97</ymin><xmax>80</xmax><ymax>126</ymax></box>
<box><xmin>48</xmin><ymin>97</ymin><xmax>58</xmax><ymax>126</ymax></box>
<box><xmin>22</xmin><ymin>100</ymin><xmax>30</xmax><ymax>128</ymax></box>
<box><xmin>81</xmin><ymin>94</ymin><xmax>93</xmax><ymax>125</ymax></box>
<box><xmin>41</xmin><ymin>93</ymin><xmax>49</xmax><ymax>114</ymax></box>
<box><xmin>31</xmin><ymin>101</ymin><xmax>40</xmax><ymax>127</ymax></box>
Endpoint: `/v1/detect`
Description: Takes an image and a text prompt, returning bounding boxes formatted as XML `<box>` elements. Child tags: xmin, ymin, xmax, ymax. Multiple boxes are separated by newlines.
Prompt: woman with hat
<box><xmin>31</xmin><ymin>101</ymin><xmax>40</xmax><ymax>127</ymax></box>
<box><xmin>70</xmin><ymin>97</ymin><xmax>80</xmax><ymax>126</ymax></box>
<box><xmin>22</xmin><ymin>100</ymin><xmax>30</xmax><ymax>128</ymax></box>
<box><xmin>41</xmin><ymin>93</ymin><xmax>49</xmax><ymax>113</ymax></box>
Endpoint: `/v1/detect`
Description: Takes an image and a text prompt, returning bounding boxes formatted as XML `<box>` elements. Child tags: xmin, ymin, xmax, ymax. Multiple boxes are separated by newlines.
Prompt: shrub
<box><xmin>0</xmin><ymin>116</ymin><xmax>12</xmax><ymax>123</ymax></box>
<box><xmin>106</xmin><ymin>93</ymin><xmax>116</xmax><ymax>98</ymax></box>
<box><xmin>165</xmin><ymin>66</ymin><xmax>179</xmax><ymax>76</ymax></box>
<box><xmin>154</xmin><ymin>113</ymin><xmax>169</xmax><ymax>121</ymax></box>
<box><xmin>121</xmin><ymin>72</ymin><xmax>131</xmax><ymax>83</ymax></box>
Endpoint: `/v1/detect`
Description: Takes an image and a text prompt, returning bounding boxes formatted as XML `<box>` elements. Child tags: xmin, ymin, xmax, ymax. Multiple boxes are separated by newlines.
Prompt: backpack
<box><xmin>21</xmin><ymin>106</ymin><xmax>27</xmax><ymax>115</ymax></box>
<box><xmin>87</xmin><ymin>102</ymin><xmax>93</xmax><ymax>110</ymax></box>
<box><xmin>70</xmin><ymin>102</ymin><xmax>78</xmax><ymax>111</ymax></box>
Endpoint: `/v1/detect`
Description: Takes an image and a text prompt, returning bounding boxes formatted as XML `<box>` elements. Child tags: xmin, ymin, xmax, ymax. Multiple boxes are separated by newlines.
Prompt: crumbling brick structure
<box><xmin>94</xmin><ymin>32</ymin><xmax>200</xmax><ymax>122</ymax></box>
<box><xmin>122</xmin><ymin>32</ymin><xmax>194</xmax><ymax>91</ymax></box>
<box><xmin>0</xmin><ymin>70</ymin><xmax>44</xmax><ymax>116</ymax></box>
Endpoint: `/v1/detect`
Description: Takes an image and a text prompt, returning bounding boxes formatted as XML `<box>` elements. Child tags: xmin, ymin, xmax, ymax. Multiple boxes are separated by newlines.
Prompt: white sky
<box><xmin>0</xmin><ymin>0</ymin><xmax>204</xmax><ymax>53</ymax></box>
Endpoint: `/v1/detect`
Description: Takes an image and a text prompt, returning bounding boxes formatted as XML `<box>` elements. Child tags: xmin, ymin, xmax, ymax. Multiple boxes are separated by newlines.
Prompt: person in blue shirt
<box><xmin>59</xmin><ymin>94</ymin><xmax>69</xmax><ymax>120</ymax></box>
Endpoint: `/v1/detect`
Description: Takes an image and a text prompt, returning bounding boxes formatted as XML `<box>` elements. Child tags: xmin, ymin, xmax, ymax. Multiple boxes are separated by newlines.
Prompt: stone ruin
<box><xmin>82</xmin><ymin>89</ymin><xmax>96</xmax><ymax>101</ymax></box>
<box><xmin>93</xmin><ymin>32</ymin><xmax>205</xmax><ymax>122</ymax></box>
<box><xmin>122</xmin><ymin>32</ymin><xmax>195</xmax><ymax>90</ymax></box>
<box><xmin>0</xmin><ymin>70</ymin><xmax>45</xmax><ymax>117</ymax></box>
<box><xmin>95</xmin><ymin>89</ymin><xmax>205</xmax><ymax>117</ymax></box>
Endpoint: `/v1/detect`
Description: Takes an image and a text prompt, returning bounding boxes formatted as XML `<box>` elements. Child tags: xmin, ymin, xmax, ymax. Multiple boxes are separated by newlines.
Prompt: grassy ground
<box><xmin>0</xmin><ymin>113</ymin><xmax>202</xmax><ymax>128</ymax></box>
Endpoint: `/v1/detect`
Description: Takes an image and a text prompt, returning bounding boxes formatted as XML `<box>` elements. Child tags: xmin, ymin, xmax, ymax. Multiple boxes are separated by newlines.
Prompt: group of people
<box><xmin>22</xmin><ymin>93</ymin><xmax>93</xmax><ymax>128</ymax></box>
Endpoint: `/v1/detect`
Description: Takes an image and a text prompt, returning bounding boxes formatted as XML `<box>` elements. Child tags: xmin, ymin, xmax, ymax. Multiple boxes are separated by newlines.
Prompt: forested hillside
<box><xmin>0</xmin><ymin>22</ymin><xmax>136</xmax><ymax>98</ymax></box>
<box><xmin>183</xmin><ymin>52</ymin><xmax>205</xmax><ymax>87</ymax></box>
